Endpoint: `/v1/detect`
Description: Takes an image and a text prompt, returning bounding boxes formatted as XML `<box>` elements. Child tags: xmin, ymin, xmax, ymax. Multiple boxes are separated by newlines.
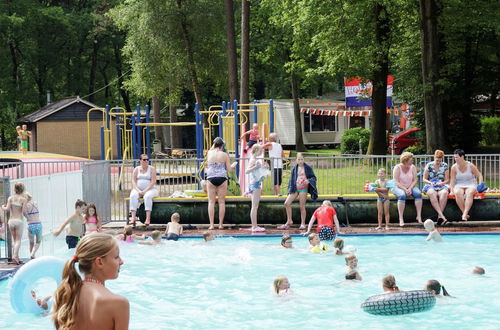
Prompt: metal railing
<box><xmin>1</xmin><ymin>154</ymin><xmax>498</xmax><ymax>224</ymax></box>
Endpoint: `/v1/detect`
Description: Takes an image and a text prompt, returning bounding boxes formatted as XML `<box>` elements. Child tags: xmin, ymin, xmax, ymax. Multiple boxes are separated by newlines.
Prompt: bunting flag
<box><xmin>344</xmin><ymin>76</ymin><xmax>394</xmax><ymax>108</ymax></box>
<box><xmin>300</xmin><ymin>104</ymin><xmax>409</xmax><ymax>117</ymax></box>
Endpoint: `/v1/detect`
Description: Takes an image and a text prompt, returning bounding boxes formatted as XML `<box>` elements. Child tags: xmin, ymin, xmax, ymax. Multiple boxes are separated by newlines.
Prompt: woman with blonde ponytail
<box><xmin>52</xmin><ymin>233</ymin><xmax>129</xmax><ymax>330</ymax></box>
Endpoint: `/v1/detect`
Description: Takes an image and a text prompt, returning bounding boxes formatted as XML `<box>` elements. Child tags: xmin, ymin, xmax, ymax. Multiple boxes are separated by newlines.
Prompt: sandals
<box><xmin>277</xmin><ymin>224</ymin><xmax>289</xmax><ymax>230</ymax></box>
<box><xmin>299</xmin><ymin>225</ymin><xmax>307</xmax><ymax>230</ymax></box>
<box><xmin>251</xmin><ymin>226</ymin><xmax>266</xmax><ymax>232</ymax></box>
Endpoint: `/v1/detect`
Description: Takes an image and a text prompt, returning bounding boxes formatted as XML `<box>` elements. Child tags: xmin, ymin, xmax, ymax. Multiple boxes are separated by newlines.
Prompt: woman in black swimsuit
<box><xmin>206</xmin><ymin>137</ymin><xmax>236</xmax><ymax>230</ymax></box>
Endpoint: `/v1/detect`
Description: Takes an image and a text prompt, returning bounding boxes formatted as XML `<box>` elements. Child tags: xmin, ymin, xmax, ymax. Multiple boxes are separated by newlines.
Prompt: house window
<box><xmin>303</xmin><ymin>113</ymin><xmax>337</xmax><ymax>132</ymax></box>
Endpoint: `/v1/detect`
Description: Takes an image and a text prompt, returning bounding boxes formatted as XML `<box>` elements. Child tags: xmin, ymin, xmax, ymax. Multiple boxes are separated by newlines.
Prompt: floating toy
<box><xmin>361</xmin><ymin>290</ymin><xmax>436</xmax><ymax>315</ymax></box>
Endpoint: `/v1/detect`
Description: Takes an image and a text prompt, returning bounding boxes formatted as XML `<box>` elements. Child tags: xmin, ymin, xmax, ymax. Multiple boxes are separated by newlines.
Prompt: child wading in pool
<box><xmin>382</xmin><ymin>274</ymin><xmax>401</xmax><ymax>293</ymax></box>
<box><xmin>164</xmin><ymin>213</ymin><xmax>183</xmax><ymax>240</ymax></box>
<box><xmin>373</xmin><ymin>168</ymin><xmax>390</xmax><ymax>230</ymax></box>
<box><xmin>84</xmin><ymin>203</ymin><xmax>102</xmax><ymax>234</ymax></box>
<box><xmin>424</xmin><ymin>219</ymin><xmax>442</xmax><ymax>242</ymax></box>
<box><xmin>273</xmin><ymin>276</ymin><xmax>292</xmax><ymax>295</ymax></box>
<box><xmin>241</xmin><ymin>123</ymin><xmax>260</xmax><ymax>153</ymax></box>
<box><xmin>139</xmin><ymin>230</ymin><xmax>163</xmax><ymax>245</ymax></box>
<box><xmin>116</xmin><ymin>225</ymin><xmax>145</xmax><ymax>242</ymax></box>
<box><xmin>345</xmin><ymin>270</ymin><xmax>362</xmax><ymax>281</ymax></box>
<box><xmin>308</xmin><ymin>233</ymin><xmax>329</xmax><ymax>253</ymax></box>
<box><xmin>24</xmin><ymin>193</ymin><xmax>42</xmax><ymax>259</ymax></box>
<box><xmin>345</xmin><ymin>254</ymin><xmax>359</xmax><ymax>273</ymax></box>
<box><xmin>333</xmin><ymin>238</ymin><xmax>349</xmax><ymax>255</ymax></box>
<box><xmin>54</xmin><ymin>199</ymin><xmax>86</xmax><ymax>249</ymax></box>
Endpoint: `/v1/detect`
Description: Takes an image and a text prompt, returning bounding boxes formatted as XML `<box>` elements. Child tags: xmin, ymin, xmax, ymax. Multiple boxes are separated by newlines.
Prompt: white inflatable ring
<box><xmin>9</xmin><ymin>256</ymin><xmax>65</xmax><ymax>313</ymax></box>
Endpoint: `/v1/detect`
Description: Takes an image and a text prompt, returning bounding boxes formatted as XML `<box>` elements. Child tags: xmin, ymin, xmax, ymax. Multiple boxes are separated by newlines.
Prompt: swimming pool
<box><xmin>1</xmin><ymin>234</ymin><xmax>500</xmax><ymax>329</ymax></box>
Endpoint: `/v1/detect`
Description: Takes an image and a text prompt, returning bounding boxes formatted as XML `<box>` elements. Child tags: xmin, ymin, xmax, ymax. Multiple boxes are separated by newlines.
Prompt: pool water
<box><xmin>1</xmin><ymin>234</ymin><xmax>500</xmax><ymax>329</ymax></box>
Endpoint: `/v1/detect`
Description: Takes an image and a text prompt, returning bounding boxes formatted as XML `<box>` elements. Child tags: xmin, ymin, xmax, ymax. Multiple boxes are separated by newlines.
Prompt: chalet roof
<box><xmin>18</xmin><ymin>96</ymin><xmax>99</xmax><ymax>123</ymax></box>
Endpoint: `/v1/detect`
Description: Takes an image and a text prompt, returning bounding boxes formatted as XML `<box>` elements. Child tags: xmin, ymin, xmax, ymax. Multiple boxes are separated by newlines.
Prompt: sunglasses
<box><xmin>141</xmin><ymin>158</ymin><xmax>149</xmax><ymax>161</ymax></box>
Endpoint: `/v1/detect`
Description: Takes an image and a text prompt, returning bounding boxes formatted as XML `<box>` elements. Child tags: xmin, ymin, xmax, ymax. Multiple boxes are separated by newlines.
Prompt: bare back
<box><xmin>8</xmin><ymin>195</ymin><xmax>26</xmax><ymax>219</ymax></box>
<box><xmin>75</xmin><ymin>284</ymin><xmax>129</xmax><ymax>330</ymax></box>
<box><xmin>207</xmin><ymin>149</ymin><xmax>229</xmax><ymax>164</ymax></box>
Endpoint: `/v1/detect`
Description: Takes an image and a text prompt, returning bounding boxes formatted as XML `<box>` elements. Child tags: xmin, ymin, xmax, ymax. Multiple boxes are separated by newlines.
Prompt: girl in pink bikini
<box><xmin>84</xmin><ymin>203</ymin><xmax>101</xmax><ymax>234</ymax></box>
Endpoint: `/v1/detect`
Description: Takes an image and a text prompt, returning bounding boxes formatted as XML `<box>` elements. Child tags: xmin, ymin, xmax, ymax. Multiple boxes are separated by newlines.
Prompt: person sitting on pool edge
<box><xmin>164</xmin><ymin>213</ymin><xmax>183</xmax><ymax>241</ymax></box>
<box><xmin>424</xmin><ymin>219</ymin><xmax>442</xmax><ymax>242</ymax></box>
<box><xmin>382</xmin><ymin>274</ymin><xmax>401</xmax><ymax>293</ymax></box>
<box><xmin>273</xmin><ymin>275</ymin><xmax>292</xmax><ymax>295</ymax></box>
<box><xmin>281</xmin><ymin>234</ymin><xmax>293</xmax><ymax>248</ymax></box>
<box><xmin>424</xmin><ymin>280</ymin><xmax>451</xmax><ymax>297</ymax></box>
<box><xmin>138</xmin><ymin>230</ymin><xmax>163</xmax><ymax>245</ymax></box>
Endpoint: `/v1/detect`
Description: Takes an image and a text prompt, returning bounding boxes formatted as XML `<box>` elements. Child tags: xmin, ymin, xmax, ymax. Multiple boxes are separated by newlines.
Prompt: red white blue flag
<box><xmin>344</xmin><ymin>76</ymin><xmax>394</xmax><ymax>108</ymax></box>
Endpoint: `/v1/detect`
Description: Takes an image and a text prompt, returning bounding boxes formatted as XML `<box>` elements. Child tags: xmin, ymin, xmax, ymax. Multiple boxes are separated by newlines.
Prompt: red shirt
<box><xmin>313</xmin><ymin>206</ymin><xmax>336</xmax><ymax>232</ymax></box>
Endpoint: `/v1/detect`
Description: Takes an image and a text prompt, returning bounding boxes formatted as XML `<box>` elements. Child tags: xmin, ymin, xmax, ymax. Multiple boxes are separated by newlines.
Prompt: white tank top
<box><xmin>268</xmin><ymin>142</ymin><xmax>283</xmax><ymax>169</ymax></box>
<box><xmin>136</xmin><ymin>166</ymin><xmax>152</xmax><ymax>190</ymax></box>
<box><xmin>455</xmin><ymin>162</ymin><xmax>477</xmax><ymax>188</ymax></box>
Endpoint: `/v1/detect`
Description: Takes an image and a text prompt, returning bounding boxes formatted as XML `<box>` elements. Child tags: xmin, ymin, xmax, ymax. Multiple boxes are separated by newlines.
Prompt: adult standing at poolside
<box><xmin>129</xmin><ymin>154</ymin><xmax>158</xmax><ymax>228</ymax></box>
<box><xmin>52</xmin><ymin>233</ymin><xmax>129</xmax><ymax>330</ymax></box>
<box><xmin>263</xmin><ymin>133</ymin><xmax>285</xmax><ymax>196</ymax></box>
<box><xmin>246</xmin><ymin>144</ymin><xmax>269</xmax><ymax>232</ymax></box>
<box><xmin>206</xmin><ymin>137</ymin><xmax>237</xmax><ymax>230</ymax></box>
<box><xmin>449</xmin><ymin>149</ymin><xmax>483</xmax><ymax>221</ymax></box>
<box><xmin>1</xmin><ymin>182</ymin><xmax>27</xmax><ymax>265</ymax></box>
<box><xmin>279</xmin><ymin>153</ymin><xmax>318</xmax><ymax>230</ymax></box>
<box><xmin>422</xmin><ymin>150</ymin><xmax>450</xmax><ymax>224</ymax></box>
<box><xmin>392</xmin><ymin>151</ymin><xmax>423</xmax><ymax>226</ymax></box>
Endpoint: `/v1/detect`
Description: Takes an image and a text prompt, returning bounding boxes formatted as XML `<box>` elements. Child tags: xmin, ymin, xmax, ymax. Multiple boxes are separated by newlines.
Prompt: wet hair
<box><xmin>345</xmin><ymin>254</ymin><xmax>357</xmax><ymax>265</ymax></box>
<box><xmin>382</xmin><ymin>274</ymin><xmax>399</xmax><ymax>291</ymax></box>
<box><xmin>322</xmin><ymin>200</ymin><xmax>332</xmax><ymax>207</ymax></box>
<box><xmin>434</xmin><ymin>149</ymin><xmax>444</xmax><ymax>158</ymax></box>
<box><xmin>75</xmin><ymin>199</ymin><xmax>86</xmax><ymax>209</ymax></box>
<box><xmin>425</xmin><ymin>279</ymin><xmax>450</xmax><ymax>296</ymax></box>
<box><xmin>424</xmin><ymin>219</ymin><xmax>435</xmax><ymax>231</ymax></box>
<box><xmin>333</xmin><ymin>238</ymin><xmax>344</xmax><ymax>250</ymax></box>
<box><xmin>251</xmin><ymin>144</ymin><xmax>263</xmax><ymax>155</ymax></box>
<box><xmin>151</xmin><ymin>230</ymin><xmax>161</xmax><ymax>240</ymax></box>
<box><xmin>400</xmin><ymin>151</ymin><xmax>413</xmax><ymax>164</ymax></box>
<box><xmin>14</xmin><ymin>182</ymin><xmax>25</xmax><ymax>195</ymax></box>
<box><xmin>85</xmin><ymin>203</ymin><xmax>98</xmax><ymax>219</ymax></box>
<box><xmin>308</xmin><ymin>233</ymin><xmax>318</xmax><ymax>242</ymax></box>
<box><xmin>202</xmin><ymin>231</ymin><xmax>213</xmax><ymax>241</ymax></box>
<box><xmin>213</xmin><ymin>137</ymin><xmax>224</xmax><ymax>148</ymax></box>
<box><xmin>171</xmin><ymin>212</ymin><xmax>180</xmax><ymax>222</ymax></box>
<box><xmin>454</xmin><ymin>149</ymin><xmax>465</xmax><ymax>157</ymax></box>
<box><xmin>273</xmin><ymin>275</ymin><xmax>288</xmax><ymax>294</ymax></box>
<box><xmin>281</xmin><ymin>234</ymin><xmax>292</xmax><ymax>247</ymax></box>
<box><xmin>123</xmin><ymin>225</ymin><xmax>133</xmax><ymax>240</ymax></box>
<box><xmin>345</xmin><ymin>270</ymin><xmax>359</xmax><ymax>280</ymax></box>
<box><xmin>52</xmin><ymin>233</ymin><xmax>117</xmax><ymax>329</ymax></box>
<box><xmin>472</xmin><ymin>266</ymin><xmax>485</xmax><ymax>275</ymax></box>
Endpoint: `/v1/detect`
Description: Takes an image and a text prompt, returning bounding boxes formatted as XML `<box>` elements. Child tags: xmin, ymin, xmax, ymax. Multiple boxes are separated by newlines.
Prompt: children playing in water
<box><xmin>24</xmin><ymin>192</ymin><xmax>42</xmax><ymax>259</ymax></box>
<box><xmin>382</xmin><ymin>274</ymin><xmax>401</xmax><ymax>293</ymax></box>
<box><xmin>116</xmin><ymin>225</ymin><xmax>145</xmax><ymax>242</ymax></box>
<box><xmin>345</xmin><ymin>270</ymin><xmax>362</xmax><ymax>281</ymax></box>
<box><xmin>84</xmin><ymin>203</ymin><xmax>101</xmax><ymax>233</ymax></box>
<box><xmin>203</xmin><ymin>231</ymin><xmax>214</xmax><ymax>242</ymax></box>
<box><xmin>241</xmin><ymin>123</ymin><xmax>260</xmax><ymax>153</ymax></box>
<box><xmin>333</xmin><ymin>238</ymin><xmax>349</xmax><ymax>255</ymax></box>
<box><xmin>304</xmin><ymin>200</ymin><xmax>341</xmax><ymax>240</ymax></box>
<box><xmin>54</xmin><ymin>199</ymin><xmax>86</xmax><ymax>249</ymax></box>
<box><xmin>424</xmin><ymin>219</ymin><xmax>442</xmax><ymax>242</ymax></box>
<box><xmin>345</xmin><ymin>254</ymin><xmax>358</xmax><ymax>273</ymax></box>
<box><xmin>373</xmin><ymin>168</ymin><xmax>390</xmax><ymax>230</ymax></box>
<box><xmin>138</xmin><ymin>230</ymin><xmax>163</xmax><ymax>245</ymax></box>
<box><xmin>273</xmin><ymin>276</ymin><xmax>292</xmax><ymax>295</ymax></box>
<box><xmin>281</xmin><ymin>234</ymin><xmax>293</xmax><ymax>248</ymax></box>
<box><xmin>308</xmin><ymin>233</ymin><xmax>329</xmax><ymax>253</ymax></box>
<box><xmin>164</xmin><ymin>212</ymin><xmax>183</xmax><ymax>240</ymax></box>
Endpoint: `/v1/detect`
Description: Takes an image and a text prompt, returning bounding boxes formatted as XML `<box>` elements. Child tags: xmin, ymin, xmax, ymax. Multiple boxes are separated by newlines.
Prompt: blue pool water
<box><xmin>1</xmin><ymin>234</ymin><xmax>500</xmax><ymax>329</ymax></box>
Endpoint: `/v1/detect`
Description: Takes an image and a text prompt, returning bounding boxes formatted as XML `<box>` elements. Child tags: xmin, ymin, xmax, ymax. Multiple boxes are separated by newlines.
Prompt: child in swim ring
<box><xmin>382</xmin><ymin>274</ymin><xmax>400</xmax><ymax>293</ymax></box>
<box><xmin>164</xmin><ymin>213</ymin><xmax>183</xmax><ymax>241</ymax></box>
<box><xmin>308</xmin><ymin>233</ymin><xmax>328</xmax><ymax>253</ymax></box>
<box><xmin>273</xmin><ymin>276</ymin><xmax>292</xmax><ymax>295</ymax></box>
<box><xmin>424</xmin><ymin>219</ymin><xmax>442</xmax><ymax>242</ymax></box>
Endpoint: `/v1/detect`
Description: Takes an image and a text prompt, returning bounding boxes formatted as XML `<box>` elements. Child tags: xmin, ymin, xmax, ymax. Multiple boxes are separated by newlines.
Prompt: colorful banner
<box><xmin>344</xmin><ymin>76</ymin><xmax>394</xmax><ymax>108</ymax></box>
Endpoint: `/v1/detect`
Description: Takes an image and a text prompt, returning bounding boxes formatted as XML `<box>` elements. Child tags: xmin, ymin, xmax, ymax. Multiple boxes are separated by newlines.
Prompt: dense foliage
<box><xmin>340</xmin><ymin>127</ymin><xmax>371</xmax><ymax>154</ymax></box>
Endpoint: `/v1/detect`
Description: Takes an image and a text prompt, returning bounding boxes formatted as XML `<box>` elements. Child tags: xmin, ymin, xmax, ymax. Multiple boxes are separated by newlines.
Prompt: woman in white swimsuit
<box><xmin>2</xmin><ymin>182</ymin><xmax>27</xmax><ymax>265</ymax></box>
<box><xmin>449</xmin><ymin>149</ymin><xmax>483</xmax><ymax>221</ymax></box>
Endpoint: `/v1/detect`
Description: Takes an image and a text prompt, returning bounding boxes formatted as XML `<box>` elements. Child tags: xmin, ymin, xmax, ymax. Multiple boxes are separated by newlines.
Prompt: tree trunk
<box><xmin>367</xmin><ymin>3</ymin><xmax>390</xmax><ymax>155</ymax></box>
<box><xmin>419</xmin><ymin>0</ymin><xmax>447</xmax><ymax>152</ymax></box>
<box><xmin>113</xmin><ymin>43</ymin><xmax>131</xmax><ymax>111</ymax></box>
<box><xmin>291</xmin><ymin>71</ymin><xmax>306</xmax><ymax>152</ymax></box>
<box><xmin>240</xmin><ymin>0</ymin><xmax>250</xmax><ymax>105</ymax></box>
<box><xmin>224</xmin><ymin>0</ymin><xmax>239</xmax><ymax>102</ymax></box>
<box><xmin>169</xmin><ymin>104</ymin><xmax>182</xmax><ymax>148</ymax></box>
<box><xmin>152</xmin><ymin>96</ymin><xmax>166</xmax><ymax>149</ymax></box>
<box><xmin>176</xmin><ymin>0</ymin><xmax>205</xmax><ymax>115</ymax></box>
<box><xmin>88</xmin><ymin>38</ymin><xmax>99</xmax><ymax>103</ymax></box>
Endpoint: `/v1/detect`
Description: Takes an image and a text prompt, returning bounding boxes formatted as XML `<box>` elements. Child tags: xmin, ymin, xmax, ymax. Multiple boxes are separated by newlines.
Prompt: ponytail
<box><xmin>52</xmin><ymin>259</ymin><xmax>83</xmax><ymax>329</ymax></box>
<box><xmin>441</xmin><ymin>285</ymin><xmax>450</xmax><ymax>297</ymax></box>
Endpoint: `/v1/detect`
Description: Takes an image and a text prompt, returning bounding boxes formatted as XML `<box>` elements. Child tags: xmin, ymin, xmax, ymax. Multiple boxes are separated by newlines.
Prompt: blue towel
<box><xmin>477</xmin><ymin>182</ymin><xmax>488</xmax><ymax>193</ymax></box>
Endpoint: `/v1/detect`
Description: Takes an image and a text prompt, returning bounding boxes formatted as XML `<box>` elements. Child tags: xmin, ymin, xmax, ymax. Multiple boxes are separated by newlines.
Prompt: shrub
<box><xmin>405</xmin><ymin>144</ymin><xmax>426</xmax><ymax>155</ymax></box>
<box><xmin>340</xmin><ymin>127</ymin><xmax>370</xmax><ymax>154</ymax></box>
<box><xmin>480</xmin><ymin>116</ymin><xmax>500</xmax><ymax>145</ymax></box>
